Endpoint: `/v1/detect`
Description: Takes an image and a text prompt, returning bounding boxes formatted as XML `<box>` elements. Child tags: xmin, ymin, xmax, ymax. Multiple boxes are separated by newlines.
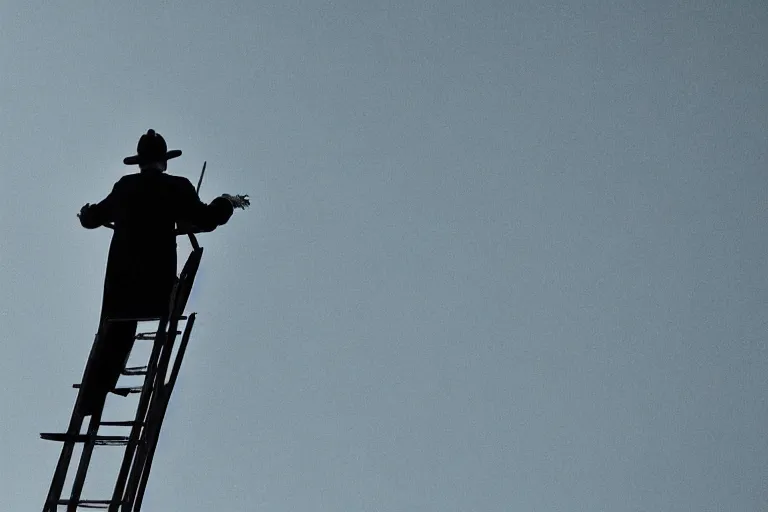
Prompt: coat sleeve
<box><xmin>79</xmin><ymin>181</ymin><xmax>121</xmax><ymax>229</ymax></box>
<box><xmin>175</xmin><ymin>178</ymin><xmax>234</xmax><ymax>233</ymax></box>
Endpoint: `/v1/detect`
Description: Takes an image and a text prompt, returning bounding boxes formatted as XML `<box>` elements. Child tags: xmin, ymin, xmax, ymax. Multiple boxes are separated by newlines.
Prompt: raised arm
<box><xmin>175</xmin><ymin>177</ymin><xmax>235</xmax><ymax>233</ymax></box>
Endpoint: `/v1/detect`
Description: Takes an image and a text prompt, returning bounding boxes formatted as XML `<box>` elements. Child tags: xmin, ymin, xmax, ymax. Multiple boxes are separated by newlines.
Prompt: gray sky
<box><xmin>1</xmin><ymin>1</ymin><xmax>767</xmax><ymax>510</ymax></box>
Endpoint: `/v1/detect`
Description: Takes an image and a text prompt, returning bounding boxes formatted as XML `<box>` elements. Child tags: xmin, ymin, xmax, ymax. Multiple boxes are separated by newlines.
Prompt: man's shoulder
<box><xmin>120</xmin><ymin>172</ymin><xmax>194</xmax><ymax>187</ymax></box>
<box><xmin>112</xmin><ymin>173</ymin><xmax>139</xmax><ymax>189</ymax></box>
<box><xmin>112</xmin><ymin>173</ymin><xmax>195</xmax><ymax>197</ymax></box>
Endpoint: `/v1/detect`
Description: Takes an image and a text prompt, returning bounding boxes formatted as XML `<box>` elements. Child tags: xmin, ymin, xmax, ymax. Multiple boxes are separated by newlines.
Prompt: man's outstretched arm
<box><xmin>176</xmin><ymin>178</ymin><xmax>239</xmax><ymax>233</ymax></box>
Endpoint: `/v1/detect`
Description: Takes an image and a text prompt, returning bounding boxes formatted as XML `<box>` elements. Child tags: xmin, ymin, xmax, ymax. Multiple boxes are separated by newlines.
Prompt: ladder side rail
<box><xmin>151</xmin><ymin>316</ymin><xmax>182</xmax><ymax>398</ymax></box>
<box><xmin>134</xmin><ymin>246</ymin><xmax>200</xmax><ymax>421</ymax></box>
<box><xmin>130</xmin><ymin>314</ymin><xmax>197</xmax><ymax>512</ymax></box>
<box><xmin>131</xmin><ymin>245</ymin><xmax>200</xmax><ymax>397</ymax></box>
<box><xmin>123</xmin><ymin>251</ymin><xmax>201</xmax><ymax>511</ymax></box>
<box><xmin>43</xmin><ymin>332</ymin><xmax>101</xmax><ymax>512</ymax></box>
<box><xmin>153</xmin><ymin>246</ymin><xmax>201</xmax><ymax>392</ymax></box>
<box><xmin>108</xmin><ymin>318</ymin><xmax>170</xmax><ymax>512</ymax></box>
<box><xmin>169</xmin><ymin>247</ymin><xmax>203</xmax><ymax>328</ymax></box>
<box><xmin>113</xmin><ymin>246</ymin><xmax>201</xmax><ymax>510</ymax></box>
<box><xmin>188</xmin><ymin>232</ymin><xmax>200</xmax><ymax>252</ymax></box>
<box><xmin>164</xmin><ymin>313</ymin><xmax>196</xmax><ymax>397</ymax></box>
<box><xmin>43</xmin><ymin>417</ymin><xmax>85</xmax><ymax>512</ymax></box>
<box><xmin>123</xmin><ymin>390</ymin><xmax>166</xmax><ymax>512</ymax></box>
<box><xmin>122</xmin><ymin>313</ymin><xmax>189</xmax><ymax>511</ymax></box>
<box><xmin>121</xmin><ymin>320</ymin><xmax>180</xmax><ymax>512</ymax></box>
<box><xmin>66</xmin><ymin>405</ymin><xmax>107</xmax><ymax>512</ymax></box>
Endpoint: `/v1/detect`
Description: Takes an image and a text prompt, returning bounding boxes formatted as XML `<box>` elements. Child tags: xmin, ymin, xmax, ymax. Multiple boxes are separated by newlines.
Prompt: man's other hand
<box><xmin>78</xmin><ymin>203</ymin><xmax>91</xmax><ymax>219</ymax></box>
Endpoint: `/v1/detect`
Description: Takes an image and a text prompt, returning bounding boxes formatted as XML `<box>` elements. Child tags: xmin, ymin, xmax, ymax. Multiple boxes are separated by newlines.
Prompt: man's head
<box><xmin>123</xmin><ymin>129</ymin><xmax>182</xmax><ymax>169</ymax></box>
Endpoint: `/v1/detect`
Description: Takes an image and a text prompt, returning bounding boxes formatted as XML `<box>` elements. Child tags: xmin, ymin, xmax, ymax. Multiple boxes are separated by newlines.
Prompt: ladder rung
<box><xmin>135</xmin><ymin>330</ymin><xmax>182</xmax><ymax>340</ymax></box>
<box><xmin>107</xmin><ymin>315</ymin><xmax>188</xmax><ymax>324</ymax></box>
<box><xmin>94</xmin><ymin>436</ymin><xmax>131</xmax><ymax>446</ymax></box>
<box><xmin>99</xmin><ymin>420</ymin><xmax>144</xmax><ymax>427</ymax></box>
<box><xmin>122</xmin><ymin>366</ymin><xmax>148</xmax><ymax>376</ymax></box>
<box><xmin>40</xmin><ymin>433</ymin><xmax>130</xmax><ymax>445</ymax></box>
<box><xmin>112</xmin><ymin>386</ymin><xmax>143</xmax><ymax>396</ymax></box>
<box><xmin>72</xmin><ymin>384</ymin><xmax>145</xmax><ymax>396</ymax></box>
<box><xmin>57</xmin><ymin>499</ymin><xmax>115</xmax><ymax>509</ymax></box>
<box><xmin>40</xmin><ymin>433</ymin><xmax>89</xmax><ymax>442</ymax></box>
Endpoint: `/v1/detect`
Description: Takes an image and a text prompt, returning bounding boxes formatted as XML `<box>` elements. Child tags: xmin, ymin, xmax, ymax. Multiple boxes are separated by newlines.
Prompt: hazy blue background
<box><xmin>1</xmin><ymin>1</ymin><xmax>766</xmax><ymax>510</ymax></box>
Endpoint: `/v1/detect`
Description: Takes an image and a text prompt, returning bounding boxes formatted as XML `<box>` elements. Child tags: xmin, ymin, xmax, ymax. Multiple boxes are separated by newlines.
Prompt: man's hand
<box><xmin>77</xmin><ymin>203</ymin><xmax>91</xmax><ymax>219</ymax></box>
<box><xmin>222</xmin><ymin>194</ymin><xmax>250</xmax><ymax>209</ymax></box>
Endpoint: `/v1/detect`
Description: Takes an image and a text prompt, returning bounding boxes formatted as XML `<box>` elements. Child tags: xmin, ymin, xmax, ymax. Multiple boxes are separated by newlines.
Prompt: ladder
<box><xmin>41</xmin><ymin>241</ymin><xmax>204</xmax><ymax>512</ymax></box>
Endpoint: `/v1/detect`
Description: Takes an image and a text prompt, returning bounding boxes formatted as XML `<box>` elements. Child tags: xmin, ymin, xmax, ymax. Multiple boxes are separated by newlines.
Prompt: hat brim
<box><xmin>123</xmin><ymin>149</ymin><xmax>182</xmax><ymax>165</ymax></box>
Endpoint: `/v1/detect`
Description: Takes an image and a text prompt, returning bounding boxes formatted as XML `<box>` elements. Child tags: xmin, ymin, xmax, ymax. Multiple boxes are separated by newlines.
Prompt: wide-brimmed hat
<box><xmin>123</xmin><ymin>129</ymin><xmax>182</xmax><ymax>165</ymax></box>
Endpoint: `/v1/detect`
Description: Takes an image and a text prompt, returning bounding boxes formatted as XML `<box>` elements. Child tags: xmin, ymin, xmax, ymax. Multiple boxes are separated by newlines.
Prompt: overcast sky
<box><xmin>1</xmin><ymin>1</ymin><xmax>767</xmax><ymax>511</ymax></box>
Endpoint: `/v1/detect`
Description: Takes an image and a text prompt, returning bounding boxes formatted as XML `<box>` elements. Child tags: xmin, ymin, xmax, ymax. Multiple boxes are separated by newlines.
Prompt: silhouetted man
<box><xmin>76</xmin><ymin>129</ymin><xmax>242</xmax><ymax>414</ymax></box>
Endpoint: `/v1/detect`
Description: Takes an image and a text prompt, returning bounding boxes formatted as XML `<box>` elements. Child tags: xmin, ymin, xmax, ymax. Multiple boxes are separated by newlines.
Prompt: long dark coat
<box><xmin>77</xmin><ymin>170</ymin><xmax>233</xmax><ymax>414</ymax></box>
<box><xmin>80</xmin><ymin>170</ymin><xmax>233</xmax><ymax>318</ymax></box>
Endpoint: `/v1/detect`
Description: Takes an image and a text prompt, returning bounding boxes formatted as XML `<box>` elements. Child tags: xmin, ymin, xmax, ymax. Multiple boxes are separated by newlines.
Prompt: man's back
<box><xmin>110</xmin><ymin>172</ymin><xmax>190</xmax><ymax>234</ymax></box>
